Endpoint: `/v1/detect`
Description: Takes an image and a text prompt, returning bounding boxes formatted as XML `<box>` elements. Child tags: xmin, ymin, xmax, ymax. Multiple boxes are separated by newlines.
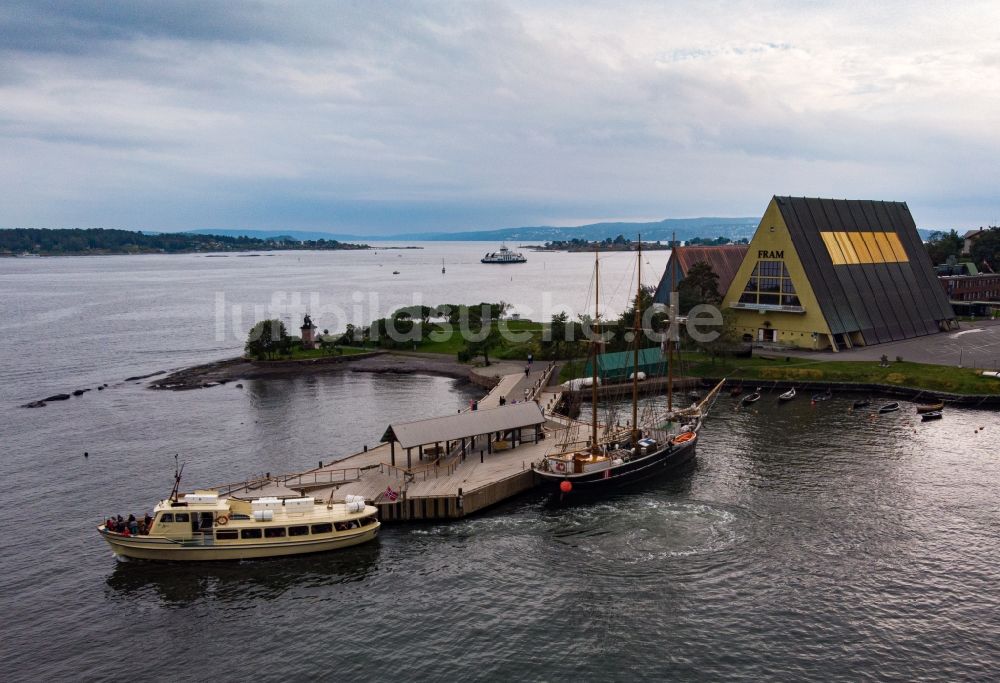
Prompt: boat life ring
<box><xmin>555</xmin><ymin>462</ymin><xmax>566</xmax><ymax>472</ymax></box>
<box><xmin>216</xmin><ymin>515</ymin><xmax>229</xmax><ymax>526</ymax></box>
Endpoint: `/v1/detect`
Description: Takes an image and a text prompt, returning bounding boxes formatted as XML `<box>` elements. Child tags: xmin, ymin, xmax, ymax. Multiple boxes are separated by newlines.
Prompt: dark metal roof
<box><xmin>653</xmin><ymin>245</ymin><xmax>749</xmax><ymax>304</ymax></box>
<box><xmin>774</xmin><ymin>196</ymin><xmax>954</xmax><ymax>344</ymax></box>
<box><xmin>381</xmin><ymin>402</ymin><xmax>545</xmax><ymax>449</ymax></box>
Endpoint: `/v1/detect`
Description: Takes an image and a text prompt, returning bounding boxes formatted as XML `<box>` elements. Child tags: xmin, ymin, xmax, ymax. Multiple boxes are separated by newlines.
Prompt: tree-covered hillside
<box><xmin>0</xmin><ymin>228</ymin><xmax>368</xmax><ymax>255</ymax></box>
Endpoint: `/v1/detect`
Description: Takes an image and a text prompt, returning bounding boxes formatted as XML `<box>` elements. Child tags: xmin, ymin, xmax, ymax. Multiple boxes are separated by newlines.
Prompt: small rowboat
<box><xmin>672</xmin><ymin>431</ymin><xmax>697</xmax><ymax>445</ymax></box>
<box><xmin>852</xmin><ymin>398</ymin><xmax>871</xmax><ymax>409</ymax></box>
<box><xmin>742</xmin><ymin>388</ymin><xmax>762</xmax><ymax>405</ymax></box>
<box><xmin>921</xmin><ymin>411</ymin><xmax>943</xmax><ymax>421</ymax></box>
<box><xmin>811</xmin><ymin>388</ymin><xmax>833</xmax><ymax>402</ymax></box>
<box><xmin>916</xmin><ymin>401</ymin><xmax>944</xmax><ymax>414</ymax></box>
<box><xmin>878</xmin><ymin>402</ymin><xmax>900</xmax><ymax>414</ymax></box>
<box><xmin>778</xmin><ymin>387</ymin><xmax>796</xmax><ymax>402</ymax></box>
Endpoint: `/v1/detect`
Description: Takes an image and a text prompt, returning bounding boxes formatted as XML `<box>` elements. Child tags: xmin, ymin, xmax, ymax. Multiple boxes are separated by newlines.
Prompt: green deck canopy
<box><xmin>584</xmin><ymin>346</ymin><xmax>665</xmax><ymax>382</ymax></box>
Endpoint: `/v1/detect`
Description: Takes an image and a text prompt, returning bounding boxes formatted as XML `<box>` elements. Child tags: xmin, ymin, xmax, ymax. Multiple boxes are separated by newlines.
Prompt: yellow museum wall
<box><xmin>722</xmin><ymin>198</ymin><xmax>835</xmax><ymax>350</ymax></box>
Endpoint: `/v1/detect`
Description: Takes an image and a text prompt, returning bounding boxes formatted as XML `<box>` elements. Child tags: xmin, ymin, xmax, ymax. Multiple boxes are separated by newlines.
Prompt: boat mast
<box><xmin>667</xmin><ymin>231</ymin><xmax>675</xmax><ymax>413</ymax></box>
<box><xmin>631</xmin><ymin>234</ymin><xmax>641</xmax><ymax>443</ymax></box>
<box><xmin>170</xmin><ymin>454</ymin><xmax>184</xmax><ymax>503</ymax></box>
<box><xmin>591</xmin><ymin>247</ymin><xmax>600</xmax><ymax>451</ymax></box>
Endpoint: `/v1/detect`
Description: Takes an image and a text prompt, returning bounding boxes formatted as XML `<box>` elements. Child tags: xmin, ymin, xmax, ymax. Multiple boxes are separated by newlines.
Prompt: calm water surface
<box><xmin>1</xmin><ymin>247</ymin><xmax>998</xmax><ymax>680</ymax></box>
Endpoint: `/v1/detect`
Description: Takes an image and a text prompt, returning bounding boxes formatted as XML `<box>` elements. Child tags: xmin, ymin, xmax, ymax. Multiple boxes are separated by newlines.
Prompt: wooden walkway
<box><xmin>218</xmin><ymin>361</ymin><xmax>571</xmax><ymax>522</ymax></box>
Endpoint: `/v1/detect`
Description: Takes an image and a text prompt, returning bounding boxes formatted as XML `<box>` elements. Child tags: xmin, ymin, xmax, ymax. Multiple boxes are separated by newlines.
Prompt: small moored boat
<box><xmin>778</xmin><ymin>387</ymin><xmax>796</xmax><ymax>402</ymax></box>
<box><xmin>916</xmin><ymin>401</ymin><xmax>944</xmax><ymax>414</ymax></box>
<box><xmin>878</xmin><ymin>402</ymin><xmax>900</xmax><ymax>414</ymax></box>
<box><xmin>811</xmin><ymin>388</ymin><xmax>833</xmax><ymax>402</ymax></box>
<box><xmin>852</xmin><ymin>398</ymin><xmax>872</xmax><ymax>409</ymax></box>
<box><xmin>742</xmin><ymin>387</ymin><xmax>762</xmax><ymax>405</ymax></box>
<box><xmin>921</xmin><ymin>411</ymin><xmax>943</xmax><ymax>421</ymax></box>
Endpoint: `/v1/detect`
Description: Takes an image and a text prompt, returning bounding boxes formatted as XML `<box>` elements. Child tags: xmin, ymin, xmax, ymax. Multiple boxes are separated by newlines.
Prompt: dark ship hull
<box><xmin>536</xmin><ymin>434</ymin><xmax>698</xmax><ymax>500</ymax></box>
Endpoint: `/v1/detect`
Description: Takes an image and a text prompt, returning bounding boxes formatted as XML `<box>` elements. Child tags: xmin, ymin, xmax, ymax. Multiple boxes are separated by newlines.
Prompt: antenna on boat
<box><xmin>170</xmin><ymin>454</ymin><xmax>185</xmax><ymax>504</ymax></box>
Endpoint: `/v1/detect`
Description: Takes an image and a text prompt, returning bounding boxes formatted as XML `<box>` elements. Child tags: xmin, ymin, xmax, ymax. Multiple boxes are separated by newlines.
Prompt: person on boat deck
<box><xmin>105</xmin><ymin>517</ymin><xmax>116</xmax><ymax>531</ymax></box>
<box><xmin>499</xmin><ymin>395</ymin><xmax>506</xmax><ymax>406</ymax></box>
<box><xmin>143</xmin><ymin>513</ymin><xmax>152</xmax><ymax>528</ymax></box>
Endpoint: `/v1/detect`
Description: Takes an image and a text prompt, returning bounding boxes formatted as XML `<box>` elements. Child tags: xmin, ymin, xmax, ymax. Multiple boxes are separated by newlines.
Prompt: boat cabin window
<box><xmin>216</xmin><ymin>530</ymin><xmax>238</xmax><ymax>540</ymax></box>
<box><xmin>360</xmin><ymin>516</ymin><xmax>377</xmax><ymax>526</ymax></box>
<box><xmin>159</xmin><ymin>513</ymin><xmax>174</xmax><ymax>523</ymax></box>
<box><xmin>311</xmin><ymin>523</ymin><xmax>333</xmax><ymax>534</ymax></box>
<box><xmin>288</xmin><ymin>525</ymin><xmax>309</xmax><ymax>537</ymax></box>
<box><xmin>263</xmin><ymin>527</ymin><xmax>286</xmax><ymax>538</ymax></box>
<box><xmin>174</xmin><ymin>513</ymin><xmax>190</xmax><ymax>522</ymax></box>
<box><xmin>241</xmin><ymin>529</ymin><xmax>262</xmax><ymax>539</ymax></box>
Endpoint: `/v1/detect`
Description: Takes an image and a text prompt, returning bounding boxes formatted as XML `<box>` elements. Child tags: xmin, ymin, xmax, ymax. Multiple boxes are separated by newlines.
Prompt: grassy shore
<box><xmin>557</xmin><ymin>351</ymin><xmax>1000</xmax><ymax>396</ymax></box>
<box><xmin>405</xmin><ymin>320</ymin><xmax>545</xmax><ymax>358</ymax></box>
<box><xmin>683</xmin><ymin>355</ymin><xmax>998</xmax><ymax>395</ymax></box>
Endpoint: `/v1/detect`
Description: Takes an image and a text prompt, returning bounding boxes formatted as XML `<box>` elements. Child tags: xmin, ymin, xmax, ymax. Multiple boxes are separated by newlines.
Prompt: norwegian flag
<box><xmin>384</xmin><ymin>485</ymin><xmax>399</xmax><ymax>502</ymax></box>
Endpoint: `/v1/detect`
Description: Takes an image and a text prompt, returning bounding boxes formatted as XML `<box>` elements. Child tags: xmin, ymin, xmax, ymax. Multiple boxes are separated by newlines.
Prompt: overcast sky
<box><xmin>1</xmin><ymin>0</ymin><xmax>998</xmax><ymax>234</ymax></box>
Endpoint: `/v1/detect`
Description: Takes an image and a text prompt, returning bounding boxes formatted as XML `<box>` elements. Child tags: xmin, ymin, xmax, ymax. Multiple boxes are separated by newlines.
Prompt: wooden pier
<box><xmin>220</xmin><ymin>361</ymin><xmax>572</xmax><ymax>522</ymax></box>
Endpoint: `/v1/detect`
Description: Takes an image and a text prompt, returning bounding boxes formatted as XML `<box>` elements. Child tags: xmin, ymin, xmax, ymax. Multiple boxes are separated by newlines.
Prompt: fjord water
<box><xmin>2</xmin><ymin>246</ymin><xmax>998</xmax><ymax>680</ymax></box>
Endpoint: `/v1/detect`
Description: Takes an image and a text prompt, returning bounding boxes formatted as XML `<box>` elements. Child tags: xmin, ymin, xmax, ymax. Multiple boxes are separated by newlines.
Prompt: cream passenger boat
<box><xmin>98</xmin><ymin>490</ymin><xmax>380</xmax><ymax>561</ymax></box>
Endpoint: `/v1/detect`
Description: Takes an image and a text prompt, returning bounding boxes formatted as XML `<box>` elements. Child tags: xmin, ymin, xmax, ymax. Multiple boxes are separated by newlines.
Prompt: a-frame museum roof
<box><xmin>773</xmin><ymin>196</ymin><xmax>954</xmax><ymax>344</ymax></box>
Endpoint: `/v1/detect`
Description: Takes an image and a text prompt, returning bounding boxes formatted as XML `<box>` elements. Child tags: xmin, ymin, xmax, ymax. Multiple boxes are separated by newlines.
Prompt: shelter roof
<box><xmin>381</xmin><ymin>402</ymin><xmax>545</xmax><ymax>449</ymax></box>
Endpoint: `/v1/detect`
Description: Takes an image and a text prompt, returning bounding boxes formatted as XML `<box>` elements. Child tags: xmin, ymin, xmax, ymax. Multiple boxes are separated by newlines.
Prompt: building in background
<box><xmin>654</xmin><ymin>196</ymin><xmax>958</xmax><ymax>352</ymax></box>
<box><xmin>652</xmin><ymin>244</ymin><xmax>748</xmax><ymax>305</ymax></box>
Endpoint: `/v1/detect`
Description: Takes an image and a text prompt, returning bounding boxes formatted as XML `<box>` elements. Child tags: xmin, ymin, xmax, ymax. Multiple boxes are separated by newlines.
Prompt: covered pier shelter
<box><xmin>380</xmin><ymin>402</ymin><xmax>547</xmax><ymax>469</ymax></box>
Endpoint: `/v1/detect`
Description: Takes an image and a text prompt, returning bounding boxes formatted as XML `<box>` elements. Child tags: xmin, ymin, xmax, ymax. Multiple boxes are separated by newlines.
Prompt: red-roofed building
<box><xmin>653</xmin><ymin>244</ymin><xmax>749</xmax><ymax>305</ymax></box>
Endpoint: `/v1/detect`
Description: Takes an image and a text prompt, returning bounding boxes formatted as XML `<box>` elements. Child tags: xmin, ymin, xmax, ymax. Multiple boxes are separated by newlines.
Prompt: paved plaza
<box><xmin>776</xmin><ymin>320</ymin><xmax>1000</xmax><ymax>370</ymax></box>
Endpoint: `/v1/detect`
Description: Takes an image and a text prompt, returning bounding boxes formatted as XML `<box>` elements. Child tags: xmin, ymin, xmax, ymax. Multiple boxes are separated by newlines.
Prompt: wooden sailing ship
<box><xmin>536</xmin><ymin>238</ymin><xmax>724</xmax><ymax>498</ymax></box>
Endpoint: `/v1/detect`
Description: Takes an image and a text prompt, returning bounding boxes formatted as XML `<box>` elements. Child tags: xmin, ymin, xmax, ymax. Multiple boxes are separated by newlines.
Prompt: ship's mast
<box><xmin>667</xmin><ymin>231</ymin><xmax>675</xmax><ymax>413</ymax></box>
<box><xmin>591</xmin><ymin>247</ymin><xmax>600</xmax><ymax>451</ymax></box>
<box><xmin>631</xmin><ymin>234</ymin><xmax>641</xmax><ymax>444</ymax></box>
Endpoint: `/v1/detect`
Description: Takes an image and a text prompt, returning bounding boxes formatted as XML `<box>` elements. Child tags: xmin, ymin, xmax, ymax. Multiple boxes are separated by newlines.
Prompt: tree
<box><xmin>970</xmin><ymin>228</ymin><xmax>1000</xmax><ymax>273</ymax></box>
<box><xmin>691</xmin><ymin>307</ymin><xmax>738</xmax><ymax>364</ymax></box>
<box><xmin>245</xmin><ymin>319</ymin><xmax>289</xmax><ymax>360</ymax></box>
<box><xmin>337</xmin><ymin>324</ymin><xmax>357</xmax><ymax>346</ymax></box>
<box><xmin>463</xmin><ymin>324</ymin><xmax>502</xmax><ymax>366</ymax></box>
<box><xmin>676</xmin><ymin>261</ymin><xmax>721</xmax><ymax>314</ymax></box>
<box><xmin>924</xmin><ymin>229</ymin><xmax>963</xmax><ymax>265</ymax></box>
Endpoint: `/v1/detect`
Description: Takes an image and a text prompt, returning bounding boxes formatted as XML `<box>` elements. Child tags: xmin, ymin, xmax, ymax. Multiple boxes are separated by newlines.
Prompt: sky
<box><xmin>1</xmin><ymin>0</ymin><xmax>998</xmax><ymax>234</ymax></box>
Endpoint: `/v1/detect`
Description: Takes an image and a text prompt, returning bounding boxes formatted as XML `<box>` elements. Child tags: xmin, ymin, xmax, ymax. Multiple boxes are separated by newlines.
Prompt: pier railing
<box><xmin>217</xmin><ymin>467</ymin><xmax>364</xmax><ymax>495</ymax></box>
<box><xmin>276</xmin><ymin>467</ymin><xmax>363</xmax><ymax>489</ymax></box>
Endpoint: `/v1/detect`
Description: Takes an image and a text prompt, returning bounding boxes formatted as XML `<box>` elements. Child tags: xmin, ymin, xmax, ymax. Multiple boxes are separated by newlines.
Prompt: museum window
<box><xmin>739</xmin><ymin>260</ymin><xmax>800</xmax><ymax>307</ymax></box>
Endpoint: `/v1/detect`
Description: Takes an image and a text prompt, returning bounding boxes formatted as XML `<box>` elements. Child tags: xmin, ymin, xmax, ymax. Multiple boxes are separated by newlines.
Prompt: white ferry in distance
<box><xmin>481</xmin><ymin>244</ymin><xmax>527</xmax><ymax>264</ymax></box>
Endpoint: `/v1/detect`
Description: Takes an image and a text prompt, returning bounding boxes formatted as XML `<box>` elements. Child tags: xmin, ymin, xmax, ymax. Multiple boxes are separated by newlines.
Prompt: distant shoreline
<box><xmin>0</xmin><ymin>245</ymin><xmax>435</xmax><ymax>258</ymax></box>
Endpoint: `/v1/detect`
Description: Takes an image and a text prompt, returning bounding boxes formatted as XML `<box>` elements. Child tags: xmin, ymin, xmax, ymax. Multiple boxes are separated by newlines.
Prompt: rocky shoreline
<box><xmin>148</xmin><ymin>350</ymin><xmax>479</xmax><ymax>390</ymax></box>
